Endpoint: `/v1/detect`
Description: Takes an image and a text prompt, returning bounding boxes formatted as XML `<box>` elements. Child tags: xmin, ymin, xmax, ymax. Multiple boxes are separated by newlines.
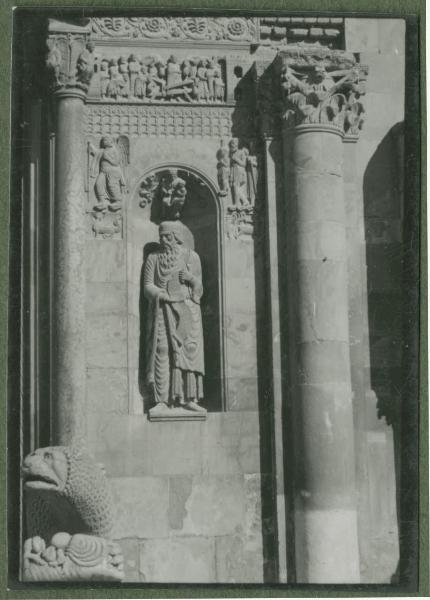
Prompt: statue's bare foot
<box><xmin>185</xmin><ymin>400</ymin><xmax>207</xmax><ymax>413</ymax></box>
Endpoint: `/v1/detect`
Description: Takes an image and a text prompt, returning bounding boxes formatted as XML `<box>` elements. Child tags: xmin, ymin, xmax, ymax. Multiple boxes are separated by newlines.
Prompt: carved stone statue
<box><xmin>144</xmin><ymin>221</ymin><xmax>206</xmax><ymax>417</ymax></box>
<box><xmin>229</xmin><ymin>138</ymin><xmax>249</xmax><ymax>206</ymax></box>
<box><xmin>245</xmin><ymin>144</ymin><xmax>258</xmax><ymax>205</ymax></box>
<box><xmin>76</xmin><ymin>41</ymin><xmax>96</xmax><ymax>86</ymax></box>
<box><xmin>21</xmin><ymin>446</ymin><xmax>123</xmax><ymax>581</ymax></box>
<box><xmin>46</xmin><ymin>38</ymin><xmax>62</xmax><ymax>86</ymax></box>
<box><xmin>216</xmin><ymin>139</ymin><xmax>230</xmax><ymax>196</ymax></box>
<box><xmin>88</xmin><ymin>135</ymin><xmax>128</xmax><ymax>212</ymax></box>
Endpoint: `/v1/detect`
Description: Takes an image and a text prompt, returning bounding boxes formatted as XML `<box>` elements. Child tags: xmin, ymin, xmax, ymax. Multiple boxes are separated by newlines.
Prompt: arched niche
<box><xmin>127</xmin><ymin>164</ymin><xmax>225</xmax><ymax>414</ymax></box>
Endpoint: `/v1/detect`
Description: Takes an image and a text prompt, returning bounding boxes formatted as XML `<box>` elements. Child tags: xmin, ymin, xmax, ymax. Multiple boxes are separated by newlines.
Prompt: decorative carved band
<box><xmin>91</xmin><ymin>17</ymin><xmax>258</xmax><ymax>43</ymax></box>
<box><xmin>85</xmin><ymin>104</ymin><xmax>233</xmax><ymax>138</ymax></box>
<box><xmin>260</xmin><ymin>17</ymin><xmax>344</xmax><ymax>48</ymax></box>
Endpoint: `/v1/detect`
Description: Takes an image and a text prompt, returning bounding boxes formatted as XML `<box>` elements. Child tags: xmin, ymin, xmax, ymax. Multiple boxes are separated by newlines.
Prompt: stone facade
<box><xmin>15</xmin><ymin>12</ymin><xmax>413</xmax><ymax>587</ymax></box>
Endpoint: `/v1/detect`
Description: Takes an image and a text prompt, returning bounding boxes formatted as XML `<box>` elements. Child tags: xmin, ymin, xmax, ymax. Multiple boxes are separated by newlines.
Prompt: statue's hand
<box><xmin>158</xmin><ymin>290</ymin><xmax>169</xmax><ymax>302</ymax></box>
<box><xmin>179</xmin><ymin>270</ymin><xmax>193</xmax><ymax>284</ymax></box>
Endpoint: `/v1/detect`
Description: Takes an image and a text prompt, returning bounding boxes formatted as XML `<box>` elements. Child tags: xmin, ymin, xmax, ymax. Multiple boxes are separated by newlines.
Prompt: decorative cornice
<box><xmin>259</xmin><ymin>17</ymin><xmax>344</xmax><ymax>49</ymax></box>
<box><xmin>91</xmin><ymin>17</ymin><xmax>259</xmax><ymax>44</ymax></box>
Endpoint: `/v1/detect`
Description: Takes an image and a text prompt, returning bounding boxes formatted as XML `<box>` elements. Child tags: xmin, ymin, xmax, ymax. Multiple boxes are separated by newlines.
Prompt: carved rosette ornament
<box><xmin>91</xmin><ymin>16</ymin><xmax>258</xmax><ymax>43</ymax></box>
<box><xmin>278</xmin><ymin>48</ymin><xmax>368</xmax><ymax>139</ymax></box>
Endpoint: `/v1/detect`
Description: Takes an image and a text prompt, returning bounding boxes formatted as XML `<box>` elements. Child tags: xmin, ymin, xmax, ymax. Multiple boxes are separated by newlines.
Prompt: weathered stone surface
<box><xmin>296</xmin><ymin>220</ymin><xmax>346</xmax><ymax>261</ymax></box>
<box><xmin>86</xmin><ymin>314</ymin><xmax>128</xmax><ymax>368</ymax></box>
<box><xmin>139</xmin><ymin>536</ymin><xmax>216</xmax><ymax>583</ymax></box>
<box><xmin>215</xmin><ymin>474</ymin><xmax>263</xmax><ymax>582</ymax></box>
<box><xmin>110</xmin><ymin>477</ymin><xmax>169</xmax><ymax>539</ymax></box>
<box><xmin>86</xmin><ymin>282</ymin><xmax>126</xmax><ymax>315</ymax></box>
<box><xmin>226</xmin><ymin>377</ymin><xmax>259</xmax><ymax>411</ymax></box>
<box><xmin>169</xmin><ymin>475</ymin><xmax>245</xmax><ymax>536</ymax></box>
<box><xmin>297</xmin><ymin>341</ymin><xmax>351</xmax><ymax>384</ymax></box>
<box><xmin>201</xmin><ymin>412</ymin><xmax>261</xmax><ymax>475</ymax></box>
<box><xmin>117</xmin><ymin>538</ymin><xmax>139</xmax><ymax>582</ymax></box>
<box><xmin>85</xmin><ymin>240</ymin><xmax>126</xmax><ymax>282</ymax></box>
<box><xmin>295</xmin><ymin>259</ymin><xmax>350</xmax><ymax>343</ymax></box>
<box><xmin>86</xmin><ymin>367</ymin><xmax>128</xmax><ymax>414</ymax></box>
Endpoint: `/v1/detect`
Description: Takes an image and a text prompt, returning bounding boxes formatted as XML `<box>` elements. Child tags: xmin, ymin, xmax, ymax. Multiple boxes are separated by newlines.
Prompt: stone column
<box><xmin>279</xmin><ymin>50</ymin><xmax>367</xmax><ymax>583</ymax></box>
<box><xmin>47</xmin><ymin>19</ymin><xmax>94</xmax><ymax>446</ymax></box>
<box><xmin>52</xmin><ymin>89</ymin><xmax>87</xmax><ymax>446</ymax></box>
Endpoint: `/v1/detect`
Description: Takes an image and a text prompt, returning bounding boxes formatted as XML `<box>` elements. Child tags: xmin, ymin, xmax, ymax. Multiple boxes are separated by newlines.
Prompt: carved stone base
<box><xmin>148</xmin><ymin>403</ymin><xmax>207</xmax><ymax>422</ymax></box>
<box><xmin>23</xmin><ymin>533</ymin><xmax>124</xmax><ymax>582</ymax></box>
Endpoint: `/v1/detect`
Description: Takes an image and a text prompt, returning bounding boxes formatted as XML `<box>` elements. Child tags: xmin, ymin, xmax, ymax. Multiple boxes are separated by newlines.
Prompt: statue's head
<box><xmin>313</xmin><ymin>65</ymin><xmax>327</xmax><ymax>81</ymax></box>
<box><xmin>100</xmin><ymin>136</ymin><xmax>114</xmax><ymax>149</ymax></box>
<box><xmin>159</xmin><ymin>221</ymin><xmax>184</xmax><ymax>249</ymax></box>
<box><xmin>21</xmin><ymin>447</ymin><xmax>69</xmax><ymax>493</ymax></box>
<box><xmin>229</xmin><ymin>138</ymin><xmax>239</xmax><ymax>152</ymax></box>
<box><xmin>86</xmin><ymin>41</ymin><xmax>96</xmax><ymax>52</ymax></box>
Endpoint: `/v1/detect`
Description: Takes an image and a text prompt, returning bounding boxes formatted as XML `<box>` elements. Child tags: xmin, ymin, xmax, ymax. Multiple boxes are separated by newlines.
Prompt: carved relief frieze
<box><xmin>85</xmin><ymin>104</ymin><xmax>234</xmax><ymax>138</ymax></box>
<box><xmin>86</xmin><ymin>135</ymin><xmax>129</xmax><ymax>238</ymax></box>
<box><xmin>91</xmin><ymin>16</ymin><xmax>258</xmax><ymax>43</ymax></box>
<box><xmin>279</xmin><ymin>48</ymin><xmax>367</xmax><ymax>135</ymax></box>
<box><xmin>92</xmin><ymin>53</ymin><xmax>226</xmax><ymax>103</ymax></box>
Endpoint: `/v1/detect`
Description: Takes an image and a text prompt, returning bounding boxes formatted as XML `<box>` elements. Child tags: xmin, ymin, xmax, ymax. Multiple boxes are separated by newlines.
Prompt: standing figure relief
<box><xmin>88</xmin><ymin>135</ymin><xmax>129</xmax><ymax>213</ymax></box>
<box><xmin>143</xmin><ymin>221</ymin><xmax>207</xmax><ymax>417</ymax></box>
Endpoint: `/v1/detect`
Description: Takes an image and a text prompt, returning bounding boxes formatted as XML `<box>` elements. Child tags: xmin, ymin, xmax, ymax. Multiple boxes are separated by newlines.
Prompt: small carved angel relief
<box><xmin>87</xmin><ymin>135</ymin><xmax>129</xmax><ymax>239</ymax></box>
<box><xmin>87</xmin><ymin>135</ymin><xmax>129</xmax><ymax>212</ymax></box>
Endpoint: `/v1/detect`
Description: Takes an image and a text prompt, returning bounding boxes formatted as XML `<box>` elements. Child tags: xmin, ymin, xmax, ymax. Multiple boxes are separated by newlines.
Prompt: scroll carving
<box><xmin>22</xmin><ymin>446</ymin><xmax>123</xmax><ymax>582</ymax></box>
<box><xmin>279</xmin><ymin>49</ymin><xmax>367</xmax><ymax>135</ymax></box>
<box><xmin>94</xmin><ymin>54</ymin><xmax>226</xmax><ymax>104</ymax></box>
<box><xmin>91</xmin><ymin>16</ymin><xmax>258</xmax><ymax>43</ymax></box>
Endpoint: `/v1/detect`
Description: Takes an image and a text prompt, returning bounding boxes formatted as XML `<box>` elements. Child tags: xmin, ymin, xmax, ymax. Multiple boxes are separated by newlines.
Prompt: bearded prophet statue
<box><xmin>143</xmin><ymin>221</ymin><xmax>206</xmax><ymax>416</ymax></box>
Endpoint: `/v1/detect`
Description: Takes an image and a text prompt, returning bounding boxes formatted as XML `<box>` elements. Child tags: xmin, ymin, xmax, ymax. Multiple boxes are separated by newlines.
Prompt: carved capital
<box><xmin>278</xmin><ymin>47</ymin><xmax>368</xmax><ymax>137</ymax></box>
<box><xmin>46</xmin><ymin>19</ymin><xmax>95</xmax><ymax>96</ymax></box>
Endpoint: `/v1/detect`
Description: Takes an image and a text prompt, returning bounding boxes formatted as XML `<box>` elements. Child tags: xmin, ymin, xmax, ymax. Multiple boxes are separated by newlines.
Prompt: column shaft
<box><xmin>284</xmin><ymin>125</ymin><xmax>360</xmax><ymax>583</ymax></box>
<box><xmin>52</xmin><ymin>91</ymin><xmax>87</xmax><ymax>446</ymax></box>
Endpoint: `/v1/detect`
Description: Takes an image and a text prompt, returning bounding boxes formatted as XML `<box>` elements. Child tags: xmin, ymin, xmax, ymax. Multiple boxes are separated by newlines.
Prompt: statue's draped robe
<box><xmin>144</xmin><ymin>247</ymin><xmax>204</xmax><ymax>405</ymax></box>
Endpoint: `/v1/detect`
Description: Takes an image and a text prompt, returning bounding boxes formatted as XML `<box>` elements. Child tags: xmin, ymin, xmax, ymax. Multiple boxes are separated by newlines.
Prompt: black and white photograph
<box><xmin>6</xmin><ymin>6</ymin><xmax>425</xmax><ymax>594</ymax></box>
